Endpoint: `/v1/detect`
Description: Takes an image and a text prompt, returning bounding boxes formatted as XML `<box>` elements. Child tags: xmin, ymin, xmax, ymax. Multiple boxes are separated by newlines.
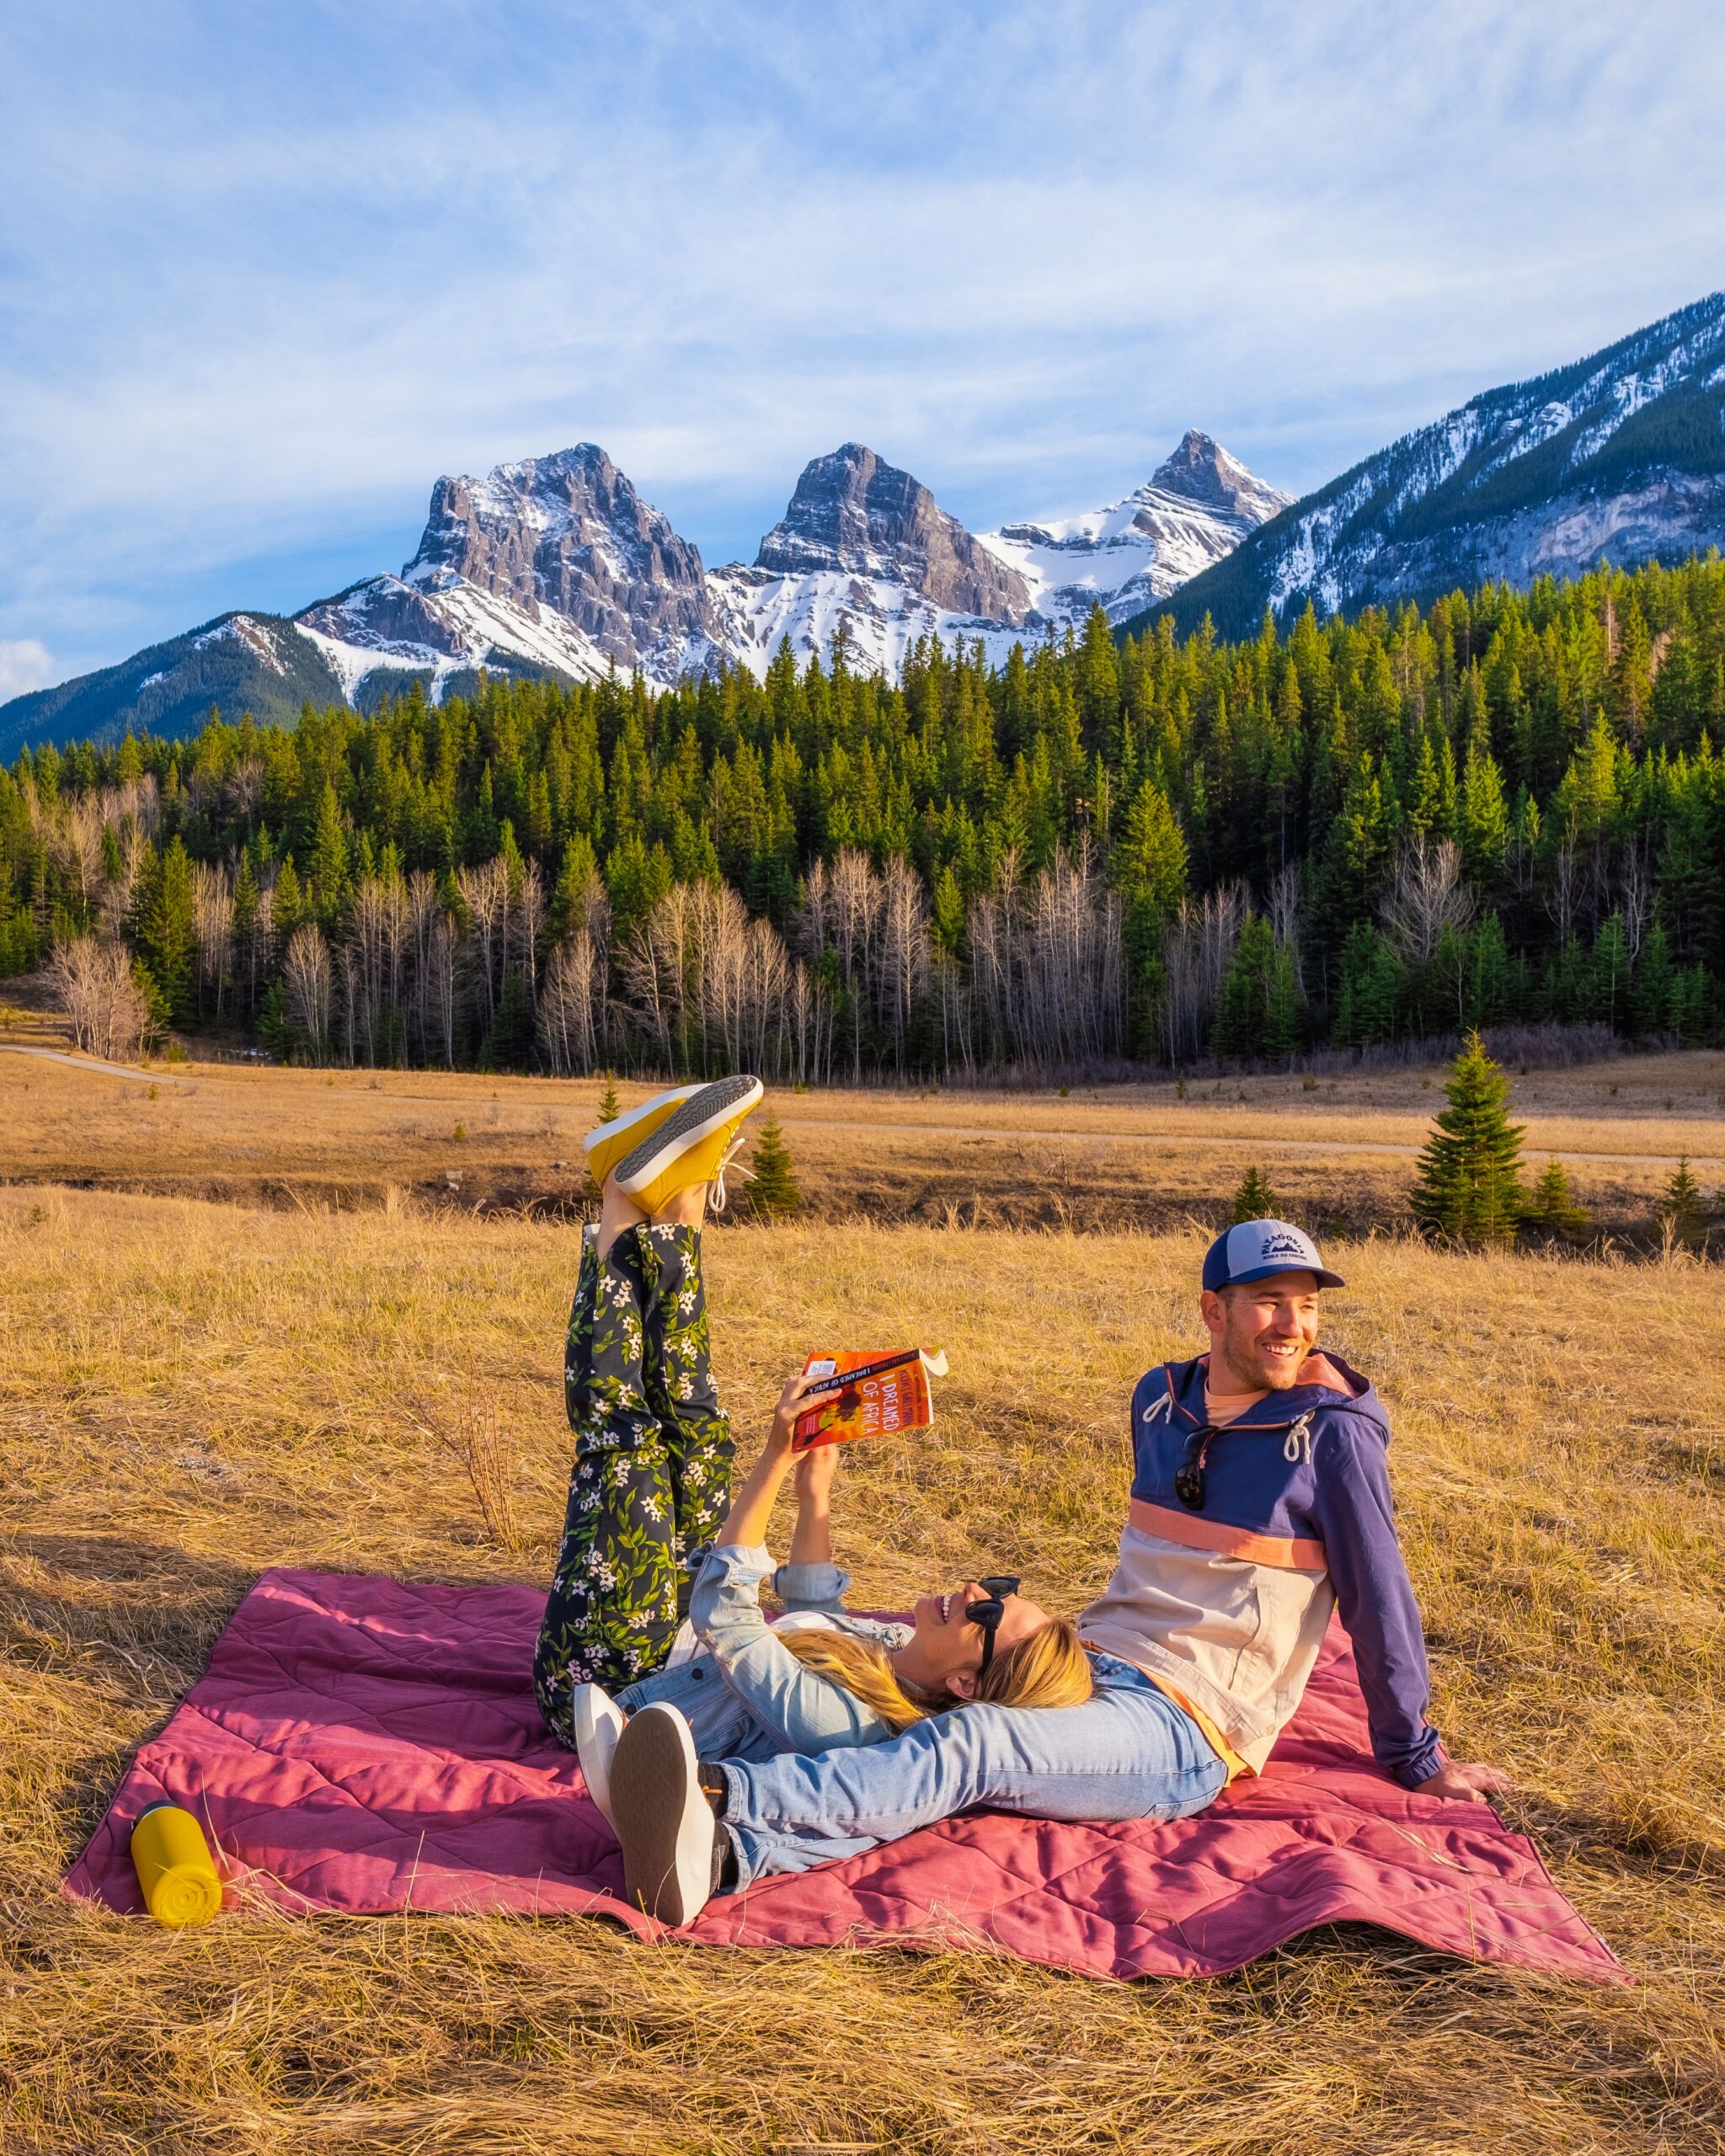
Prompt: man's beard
<box><xmin>1224</xmin><ymin>1330</ymin><xmax>1306</xmax><ymax>1391</ymax></box>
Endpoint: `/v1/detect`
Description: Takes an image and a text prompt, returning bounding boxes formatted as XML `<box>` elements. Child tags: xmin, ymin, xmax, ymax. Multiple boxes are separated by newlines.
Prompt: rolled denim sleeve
<box><xmin>689</xmin><ymin>1544</ymin><xmax>887</xmax><ymax>1755</ymax></box>
<box><xmin>770</xmin><ymin>1559</ymin><xmax>852</xmax><ymax>1614</ymax></box>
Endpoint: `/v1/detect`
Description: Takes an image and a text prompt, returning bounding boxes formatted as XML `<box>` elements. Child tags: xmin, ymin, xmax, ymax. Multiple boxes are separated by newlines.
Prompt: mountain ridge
<box><xmin>0</xmin><ymin>431</ymin><xmax>1278</xmax><ymax>754</ymax></box>
<box><xmin>1127</xmin><ymin>288</ymin><xmax>1725</xmax><ymax>641</ymax></box>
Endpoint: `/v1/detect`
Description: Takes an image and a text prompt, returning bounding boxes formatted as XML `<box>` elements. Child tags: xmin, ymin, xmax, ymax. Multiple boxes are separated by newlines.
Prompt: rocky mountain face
<box><xmin>1140</xmin><ymin>289</ymin><xmax>1725</xmax><ymax>641</ymax></box>
<box><xmin>296</xmin><ymin>446</ymin><xmax>717</xmax><ymax>696</ymax></box>
<box><xmin>754</xmin><ymin>443</ymin><xmax>1032</xmax><ymax>619</ymax></box>
<box><xmin>706</xmin><ymin>434</ymin><xmax>1285</xmax><ymax>678</ymax></box>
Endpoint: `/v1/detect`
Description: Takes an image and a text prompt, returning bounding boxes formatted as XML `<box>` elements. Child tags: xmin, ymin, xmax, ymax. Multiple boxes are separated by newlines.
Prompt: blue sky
<box><xmin>3</xmin><ymin>0</ymin><xmax>1725</xmax><ymax>695</ymax></box>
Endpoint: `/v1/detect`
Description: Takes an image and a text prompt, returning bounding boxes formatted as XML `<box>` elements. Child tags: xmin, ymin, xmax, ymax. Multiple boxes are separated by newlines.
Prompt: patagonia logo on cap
<box><xmin>1201</xmin><ymin>1217</ymin><xmax>1348</xmax><ymax>1293</ymax></box>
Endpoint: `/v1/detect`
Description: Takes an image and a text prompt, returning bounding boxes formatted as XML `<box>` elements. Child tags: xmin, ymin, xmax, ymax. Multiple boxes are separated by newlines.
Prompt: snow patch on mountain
<box><xmin>706</xmin><ymin>564</ymin><xmax>1027</xmax><ymax>680</ymax></box>
<box><xmin>192</xmin><ymin>615</ymin><xmax>290</xmax><ymax>672</ymax></box>
<box><xmin>296</xmin><ymin>568</ymin><xmax>618</xmax><ymax>703</ymax></box>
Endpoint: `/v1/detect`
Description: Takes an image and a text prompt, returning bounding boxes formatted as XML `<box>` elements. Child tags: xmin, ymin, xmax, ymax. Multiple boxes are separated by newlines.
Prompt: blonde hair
<box><xmin>975</xmin><ymin>1617</ymin><xmax>1094</xmax><ymax>1711</ymax></box>
<box><xmin>779</xmin><ymin>1629</ymin><xmax>932</xmax><ymax>1731</ymax></box>
<box><xmin>779</xmin><ymin>1615</ymin><xmax>1094</xmax><ymax>1729</ymax></box>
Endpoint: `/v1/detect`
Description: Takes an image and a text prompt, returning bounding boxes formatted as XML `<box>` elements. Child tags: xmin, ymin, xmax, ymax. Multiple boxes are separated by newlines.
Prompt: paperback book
<box><xmin>792</xmin><ymin>1349</ymin><xmax>950</xmax><ymax>1452</ymax></box>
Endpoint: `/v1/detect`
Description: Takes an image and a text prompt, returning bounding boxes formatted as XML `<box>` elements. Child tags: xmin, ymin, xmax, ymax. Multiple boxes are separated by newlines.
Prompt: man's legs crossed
<box><xmin>713</xmin><ymin>1670</ymin><xmax>1228</xmax><ymax>1884</ymax></box>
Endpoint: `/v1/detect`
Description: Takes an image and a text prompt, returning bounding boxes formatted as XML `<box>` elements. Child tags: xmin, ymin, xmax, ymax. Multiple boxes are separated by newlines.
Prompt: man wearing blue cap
<box><xmin>609</xmin><ymin>1220</ymin><xmax>1508</xmax><ymax>1924</ymax></box>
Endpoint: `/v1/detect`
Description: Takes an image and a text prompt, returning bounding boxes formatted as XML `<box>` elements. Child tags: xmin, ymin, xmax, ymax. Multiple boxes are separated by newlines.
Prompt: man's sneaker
<box><xmin>571</xmin><ymin>1682</ymin><xmax>627</xmax><ymax>1830</ymax></box>
<box><xmin>613</xmin><ymin>1076</ymin><xmax>763</xmax><ymax>1216</ymax></box>
<box><xmin>609</xmin><ymin>1702</ymin><xmax>719</xmax><ymax>1926</ymax></box>
<box><xmin>583</xmin><ymin>1083</ymin><xmax>703</xmax><ymax>1191</ymax></box>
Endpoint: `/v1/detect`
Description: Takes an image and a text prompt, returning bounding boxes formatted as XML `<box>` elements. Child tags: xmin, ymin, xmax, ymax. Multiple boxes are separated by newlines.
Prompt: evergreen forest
<box><xmin>3</xmin><ymin>555</ymin><xmax>1723</xmax><ymax>1081</ymax></box>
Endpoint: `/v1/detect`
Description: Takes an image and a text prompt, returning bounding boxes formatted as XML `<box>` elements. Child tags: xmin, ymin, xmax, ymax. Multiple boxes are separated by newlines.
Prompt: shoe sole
<box><xmin>571</xmin><ymin>1683</ymin><xmax>625</xmax><ymax>1830</ymax></box>
<box><xmin>581</xmin><ymin>1083</ymin><xmax>702</xmax><ymax>1162</ymax></box>
<box><xmin>610</xmin><ymin>1703</ymin><xmax>713</xmax><ymax>1926</ymax></box>
<box><xmin>612</xmin><ymin>1076</ymin><xmax>763</xmax><ymax>1198</ymax></box>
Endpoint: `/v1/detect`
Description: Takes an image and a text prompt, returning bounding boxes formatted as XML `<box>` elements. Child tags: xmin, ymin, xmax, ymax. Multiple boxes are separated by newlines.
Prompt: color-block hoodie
<box><xmin>1078</xmin><ymin>1351</ymin><xmax>1445</xmax><ymax>1787</ymax></box>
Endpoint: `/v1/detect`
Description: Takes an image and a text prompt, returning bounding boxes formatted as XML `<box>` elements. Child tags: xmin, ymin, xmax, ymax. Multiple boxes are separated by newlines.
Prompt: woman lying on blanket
<box><xmin>531</xmin><ymin>1074</ymin><xmax>1090</xmax><ymax>1822</ymax></box>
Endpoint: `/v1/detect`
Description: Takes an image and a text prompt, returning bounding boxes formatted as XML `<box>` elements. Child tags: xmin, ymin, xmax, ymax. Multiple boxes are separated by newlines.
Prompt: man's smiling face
<box><xmin>1200</xmin><ymin>1270</ymin><xmax>1322</xmax><ymax>1391</ymax></box>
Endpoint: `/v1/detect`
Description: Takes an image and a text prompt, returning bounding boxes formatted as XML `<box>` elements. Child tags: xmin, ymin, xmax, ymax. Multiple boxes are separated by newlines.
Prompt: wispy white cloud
<box><xmin>3</xmin><ymin>0</ymin><xmax>1724</xmax><ymax>678</ymax></box>
<box><xmin>0</xmin><ymin>641</ymin><xmax>56</xmax><ymax>702</ymax></box>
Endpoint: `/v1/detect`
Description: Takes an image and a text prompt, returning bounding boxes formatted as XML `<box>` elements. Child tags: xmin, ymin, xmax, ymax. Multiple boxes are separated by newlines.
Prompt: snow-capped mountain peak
<box><xmin>978</xmin><ymin>430</ymin><xmax>1291</xmax><ymax>628</ymax></box>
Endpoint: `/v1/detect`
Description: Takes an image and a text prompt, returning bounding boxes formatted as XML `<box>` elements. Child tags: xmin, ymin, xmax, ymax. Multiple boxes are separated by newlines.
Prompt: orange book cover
<box><xmin>791</xmin><ymin>1349</ymin><xmax>949</xmax><ymax>1452</ymax></box>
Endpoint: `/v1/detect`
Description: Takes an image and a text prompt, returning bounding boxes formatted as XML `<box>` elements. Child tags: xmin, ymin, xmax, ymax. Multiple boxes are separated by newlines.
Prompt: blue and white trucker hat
<box><xmin>1201</xmin><ymin>1219</ymin><xmax>1346</xmax><ymax>1293</ymax></box>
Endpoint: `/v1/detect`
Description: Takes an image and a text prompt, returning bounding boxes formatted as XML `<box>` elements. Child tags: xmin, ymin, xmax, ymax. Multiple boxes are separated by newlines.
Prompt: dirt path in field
<box><xmin>0</xmin><ymin>1043</ymin><xmax>188</xmax><ymax>1085</ymax></box>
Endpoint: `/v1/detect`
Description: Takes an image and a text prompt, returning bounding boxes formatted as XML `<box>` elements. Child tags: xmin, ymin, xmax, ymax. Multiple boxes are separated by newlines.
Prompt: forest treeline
<box><xmin>3</xmin><ymin>553</ymin><xmax>1723</xmax><ymax>1078</ymax></box>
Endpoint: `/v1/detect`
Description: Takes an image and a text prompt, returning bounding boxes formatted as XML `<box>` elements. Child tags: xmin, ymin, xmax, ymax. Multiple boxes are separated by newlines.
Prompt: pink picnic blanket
<box><xmin>65</xmin><ymin>1567</ymin><xmax>1621</xmax><ymax>1983</ymax></box>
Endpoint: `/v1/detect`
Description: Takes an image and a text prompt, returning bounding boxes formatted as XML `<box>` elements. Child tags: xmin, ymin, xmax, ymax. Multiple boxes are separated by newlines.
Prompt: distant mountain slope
<box><xmin>0</xmin><ymin>613</ymin><xmax>345</xmax><ymax>756</ymax></box>
<box><xmin>1129</xmin><ymin>291</ymin><xmax>1725</xmax><ymax>642</ymax></box>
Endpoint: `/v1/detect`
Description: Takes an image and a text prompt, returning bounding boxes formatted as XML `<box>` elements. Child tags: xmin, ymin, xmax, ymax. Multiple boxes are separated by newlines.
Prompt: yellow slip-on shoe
<box><xmin>613</xmin><ymin>1075</ymin><xmax>764</xmax><ymax>1214</ymax></box>
<box><xmin>583</xmin><ymin>1082</ymin><xmax>703</xmax><ymax>1190</ymax></box>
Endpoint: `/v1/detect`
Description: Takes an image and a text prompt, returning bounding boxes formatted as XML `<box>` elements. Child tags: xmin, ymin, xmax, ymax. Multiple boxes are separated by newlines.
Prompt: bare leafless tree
<box><xmin>190</xmin><ymin>862</ymin><xmax>235</xmax><ymax>1022</ymax></box>
<box><xmin>1378</xmin><ymin>837</ymin><xmax>1477</xmax><ymax>965</ymax></box>
<box><xmin>1616</xmin><ymin>841</ymin><xmax>1652</xmax><ymax>960</ymax></box>
<box><xmin>424</xmin><ymin>915</ymin><xmax>462</xmax><ymax>1070</ymax></box>
<box><xmin>969</xmin><ymin>841</ymin><xmax>1123</xmax><ymax>1071</ymax></box>
<box><xmin>283</xmin><ymin>923</ymin><xmax>334</xmax><ymax>1065</ymax></box>
<box><xmin>45</xmin><ymin>935</ymin><xmax>153</xmax><ymax>1061</ymax></box>
<box><xmin>1157</xmin><ymin>881</ymin><xmax>1248</xmax><ymax>1065</ymax></box>
<box><xmin>538</xmin><ymin>928</ymin><xmax>607</xmax><ymax>1075</ymax></box>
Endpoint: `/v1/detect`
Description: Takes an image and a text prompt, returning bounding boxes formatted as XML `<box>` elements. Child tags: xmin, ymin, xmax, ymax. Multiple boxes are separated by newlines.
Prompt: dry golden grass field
<box><xmin>3</xmin><ymin>1045</ymin><xmax>1725</xmax><ymax>2153</ymax></box>
<box><xmin>3</xmin><ymin>988</ymin><xmax>1723</xmax><ymax>1241</ymax></box>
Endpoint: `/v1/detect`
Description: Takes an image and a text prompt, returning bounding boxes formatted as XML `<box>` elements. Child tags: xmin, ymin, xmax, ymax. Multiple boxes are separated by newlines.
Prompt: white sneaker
<box><xmin>609</xmin><ymin>1702</ymin><xmax>718</xmax><ymax>1926</ymax></box>
<box><xmin>571</xmin><ymin>1682</ymin><xmax>626</xmax><ymax>1829</ymax></box>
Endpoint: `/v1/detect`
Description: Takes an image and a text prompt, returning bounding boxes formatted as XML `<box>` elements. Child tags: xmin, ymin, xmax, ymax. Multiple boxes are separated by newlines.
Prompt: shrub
<box><xmin>1525</xmin><ymin>1160</ymin><xmax>1590</xmax><ymax>1239</ymax></box>
<box><xmin>1231</xmin><ymin>1166</ymin><xmax>1281</xmax><ymax>1224</ymax></box>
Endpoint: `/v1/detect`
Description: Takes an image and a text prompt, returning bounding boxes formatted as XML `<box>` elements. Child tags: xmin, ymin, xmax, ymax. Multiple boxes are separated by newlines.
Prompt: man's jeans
<box><xmin>714</xmin><ymin>1657</ymin><xmax>1230</xmax><ymax>1886</ymax></box>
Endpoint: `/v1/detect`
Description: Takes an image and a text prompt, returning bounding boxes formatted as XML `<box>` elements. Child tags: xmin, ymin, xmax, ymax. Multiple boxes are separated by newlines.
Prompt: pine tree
<box><xmin>134</xmin><ymin>835</ymin><xmax>197</xmax><ymax>1024</ymax></box>
<box><xmin>309</xmin><ymin>782</ymin><xmax>352</xmax><ymax>926</ymax></box>
<box><xmin>1657</xmin><ymin>1156</ymin><xmax>1707</xmax><ymax>1252</ymax></box>
<box><xmin>596</xmin><ymin>1072</ymin><xmax>621</xmax><ymax>1123</ymax></box>
<box><xmin>745</xmin><ymin>1113</ymin><xmax>802</xmax><ymax>1220</ymax></box>
<box><xmin>1525</xmin><ymin>1160</ymin><xmax>1589</xmax><ymax>1238</ymax></box>
<box><xmin>1410</xmin><ymin>1030</ymin><xmax>1526</xmax><ymax>1246</ymax></box>
<box><xmin>1231</xmin><ymin>1166</ymin><xmax>1281</xmax><ymax>1224</ymax></box>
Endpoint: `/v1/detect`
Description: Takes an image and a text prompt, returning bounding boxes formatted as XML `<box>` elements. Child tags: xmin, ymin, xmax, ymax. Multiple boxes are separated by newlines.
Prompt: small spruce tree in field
<box><xmin>1231</xmin><ymin>1166</ymin><xmax>1281</xmax><ymax>1224</ymax></box>
<box><xmin>585</xmin><ymin>1073</ymin><xmax>623</xmax><ymax>1198</ymax></box>
<box><xmin>1657</xmin><ymin>1156</ymin><xmax>1707</xmax><ymax>1252</ymax></box>
<box><xmin>746</xmin><ymin>1113</ymin><xmax>802</xmax><ymax>1220</ymax></box>
<box><xmin>1410</xmin><ymin>1030</ymin><xmax>1526</xmax><ymax>1246</ymax></box>
<box><xmin>1526</xmin><ymin>1160</ymin><xmax>1590</xmax><ymax>1239</ymax></box>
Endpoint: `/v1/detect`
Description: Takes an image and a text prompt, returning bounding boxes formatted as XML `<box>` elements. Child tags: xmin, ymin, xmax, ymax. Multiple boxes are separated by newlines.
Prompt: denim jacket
<box><xmin>617</xmin><ymin>1543</ymin><xmax>911</xmax><ymax>1763</ymax></box>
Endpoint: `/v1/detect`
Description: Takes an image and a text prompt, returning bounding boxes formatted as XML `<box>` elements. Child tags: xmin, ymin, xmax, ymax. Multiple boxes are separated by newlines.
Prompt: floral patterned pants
<box><xmin>533</xmin><ymin>1222</ymin><xmax>732</xmax><ymax>1740</ymax></box>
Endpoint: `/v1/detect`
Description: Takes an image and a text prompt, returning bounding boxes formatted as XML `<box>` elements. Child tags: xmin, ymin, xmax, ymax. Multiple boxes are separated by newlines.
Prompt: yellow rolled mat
<box><xmin>130</xmin><ymin>1801</ymin><xmax>224</xmax><ymax>1928</ymax></box>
